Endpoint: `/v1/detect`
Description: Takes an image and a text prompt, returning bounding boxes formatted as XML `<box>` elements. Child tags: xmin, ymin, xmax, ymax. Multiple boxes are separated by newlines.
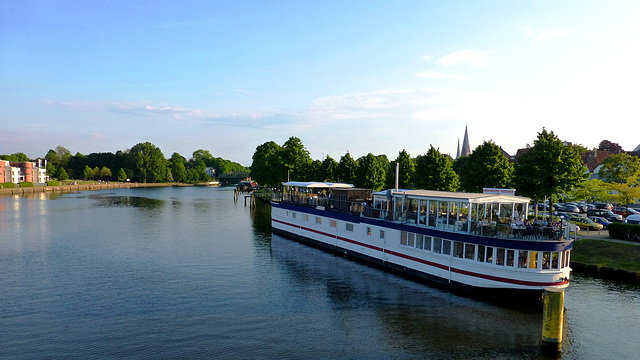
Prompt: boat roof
<box><xmin>283</xmin><ymin>181</ymin><xmax>354</xmax><ymax>189</ymax></box>
<box><xmin>372</xmin><ymin>189</ymin><xmax>530</xmax><ymax>204</ymax></box>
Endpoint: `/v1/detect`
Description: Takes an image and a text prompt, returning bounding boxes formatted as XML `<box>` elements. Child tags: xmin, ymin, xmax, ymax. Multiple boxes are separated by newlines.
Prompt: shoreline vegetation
<box><xmin>3</xmin><ymin>183</ymin><xmax>639</xmax><ymax>282</ymax></box>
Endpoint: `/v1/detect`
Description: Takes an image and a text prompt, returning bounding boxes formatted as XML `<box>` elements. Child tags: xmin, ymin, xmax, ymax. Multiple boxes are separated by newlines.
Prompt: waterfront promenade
<box><xmin>0</xmin><ymin>182</ymin><xmax>179</xmax><ymax>196</ymax></box>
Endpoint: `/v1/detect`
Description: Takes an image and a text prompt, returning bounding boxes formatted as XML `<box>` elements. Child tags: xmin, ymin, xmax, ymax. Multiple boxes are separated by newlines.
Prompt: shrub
<box><xmin>19</xmin><ymin>182</ymin><xmax>34</xmax><ymax>187</ymax></box>
<box><xmin>46</xmin><ymin>180</ymin><xmax>60</xmax><ymax>186</ymax></box>
<box><xmin>609</xmin><ymin>222</ymin><xmax>640</xmax><ymax>241</ymax></box>
<box><xmin>1</xmin><ymin>182</ymin><xmax>16</xmax><ymax>189</ymax></box>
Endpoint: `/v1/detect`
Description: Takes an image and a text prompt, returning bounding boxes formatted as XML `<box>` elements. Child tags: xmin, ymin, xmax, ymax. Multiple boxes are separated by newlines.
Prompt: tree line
<box><xmin>251</xmin><ymin>129</ymin><xmax>640</xmax><ymax>206</ymax></box>
<box><xmin>1</xmin><ymin>143</ymin><xmax>248</xmax><ymax>184</ymax></box>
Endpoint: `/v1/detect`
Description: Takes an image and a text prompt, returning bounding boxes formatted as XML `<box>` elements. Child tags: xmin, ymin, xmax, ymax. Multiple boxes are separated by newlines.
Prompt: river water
<box><xmin>0</xmin><ymin>187</ymin><xmax>638</xmax><ymax>359</ymax></box>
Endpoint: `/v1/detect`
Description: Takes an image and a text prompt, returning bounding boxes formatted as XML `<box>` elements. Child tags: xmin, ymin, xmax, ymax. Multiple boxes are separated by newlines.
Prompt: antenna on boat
<box><xmin>395</xmin><ymin>162</ymin><xmax>399</xmax><ymax>192</ymax></box>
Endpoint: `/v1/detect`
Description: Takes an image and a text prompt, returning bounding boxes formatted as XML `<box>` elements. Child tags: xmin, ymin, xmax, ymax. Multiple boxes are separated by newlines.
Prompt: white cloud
<box><xmin>415</xmin><ymin>71</ymin><xmax>466</xmax><ymax>81</ymax></box>
<box><xmin>421</xmin><ymin>55</ymin><xmax>435</xmax><ymax>61</ymax></box>
<box><xmin>518</xmin><ymin>25</ymin><xmax>535</xmax><ymax>37</ymax></box>
<box><xmin>437</xmin><ymin>50</ymin><xmax>489</xmax><ymax>67</ymax></box>
<box><xmin>535</xmin><ymin>29</ymin><xmax>571</xmax><ymax>42</ymax></box>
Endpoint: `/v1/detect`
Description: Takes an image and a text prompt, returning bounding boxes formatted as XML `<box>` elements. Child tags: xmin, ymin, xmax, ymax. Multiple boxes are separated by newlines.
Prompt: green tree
<box><xmin>598</xmin><ymin>140</ymin><xmax>623</xmax><ymax>154</ymax></box>
<box><xmin>414</xmin><ymin>146</ymin><xmax>459</xmax><ymax>191</ymax></box>
<box><xmin>281</xmin><ymin>137</ymin><xmax>311</xmax><ymax>181</ymax></box>
<box><xmin>93</xmin><ymin>167</ymin><xmax>100</xmax><ymax>180</ymax></box>
<box><xmin>458</xmin><ymin>141</ymin><xmax>513</xmax><ymax>192</ymax></box>
<box><xmin>336</xmin><ymin>152</ymin><xmax>358</xmax><ymax>184</ymax></box>
<box><xmin>0</xmin><ymin>152</ymin><xmax>30</xmax><ymax>162</ymax></box>
<box><xmin>251</xmin><ymin>141</ymin><xmax>283</xmax><ymax>187</ymax></box>
<box><xmin>385</xmin><ymin>150</ymin><xmax>415</xmax><ymax>189</ymax></box>
<box><xmin>305</xmin><ymin>159</ymin><xmax>322</xmax><ymax>181</ymax></box>
<box><xmin>514</xmin><ymin>129</ymin><xmax>588</xmax><ymax>202</ymax></box>
<box><xmin>83</xmin><ymin>165</ymin><xmax>94</xmax><ymax>180</ymax></box>
<box><xmin>117</xmin><ymin>168</ymin><xmax>127</xmax><ymax>182</ymax></box>
<box><xmin>99</xmin><ymin>166</ymin><xmax>112</xmax><ymax>180</ymax></box>
<box><xmin>356</xmin><ymin>153</ymin><xmax>386</xmax><ymax>190</ymax></box>
<box><xmin>318</xmin><ymin>155</ymin><xmax>338</xmax><ymax>182</ymax></box>
<box><xmin>58</xmin><ymin>167</ymin><xmax>69</xmax><ymax>181</ymax></box>
<box><xmin>604</xmin><ymin>172</ymin><xmax>640</xmax><ymax>206</ymax></box>
<box><xmin>598</xmin><ymin>153</ymin><xmax>640</xmax><ymax>183</ymax></box>
<box><xmin>170</xmin><ymin>153</ymin><xmax>188</xmax><ymax>183</ymax></box>
<box><xmin>129</xmin><ymin>142</ymin><xmax>167</xmax><ymax>183</ymax></box>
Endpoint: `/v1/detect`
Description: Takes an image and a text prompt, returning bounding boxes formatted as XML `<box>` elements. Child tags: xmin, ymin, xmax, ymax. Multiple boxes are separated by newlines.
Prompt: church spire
<box><xmin>460</xmin><ymin>125</ymin><xmax>471</xmax><ymax>157</ymax></box>
<box><xmin>456</xmin><ymin>138</ymin><xmax>461</xmax><ymax>159</ymax></box>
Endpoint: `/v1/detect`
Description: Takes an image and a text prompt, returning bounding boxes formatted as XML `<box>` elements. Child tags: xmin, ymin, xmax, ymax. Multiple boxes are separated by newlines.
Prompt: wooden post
<box><xmin>541</xmin><ymin>288</ymin><xmax>565</xmax><ymax>352</ymax></box>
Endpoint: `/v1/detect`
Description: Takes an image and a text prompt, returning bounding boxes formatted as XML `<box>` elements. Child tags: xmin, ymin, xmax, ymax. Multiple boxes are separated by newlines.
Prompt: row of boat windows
<box><xmin>400</xmin><ymin>231</ymin><xmax>569</xmax><ymax>270</ymax></box>
<box><xmin>283</xmin><ymin>210</ymin><xmax>568</xmax><ymax>271</ymax></box>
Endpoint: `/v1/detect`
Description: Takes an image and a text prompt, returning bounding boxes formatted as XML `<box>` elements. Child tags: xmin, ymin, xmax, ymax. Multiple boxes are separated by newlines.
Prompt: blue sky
<box><xmin>2</xmin><ymin>1</ymin><xmax>639</xmax><ymax>166</ymax></box>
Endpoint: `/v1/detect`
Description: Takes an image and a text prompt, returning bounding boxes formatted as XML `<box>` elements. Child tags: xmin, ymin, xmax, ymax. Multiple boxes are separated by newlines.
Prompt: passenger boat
<box><xmin>270</xmin><ymin>182</ymin><xmax>573</xmax><ymax>299</ymax></box>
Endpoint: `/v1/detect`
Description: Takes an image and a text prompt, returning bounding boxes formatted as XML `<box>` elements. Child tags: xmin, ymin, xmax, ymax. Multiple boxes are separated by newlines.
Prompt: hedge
<box><xmin>46</xmin><ymin>180</ymin><xmax>60</xmax><ymax>186</ymax></box>
<box><xmin>19</xmin><ymin>182</ymin><xmax>34</xmax><ymax>187</ymax></box>
<box><xmin>1</xmin><ymin>182</ymin><xmax>15</xmax><ymax>189</ymax></box>
<box><xmin>609</xmin><ymin>222</ymin><xmax>640</xmax><ymax>241</ymax></box>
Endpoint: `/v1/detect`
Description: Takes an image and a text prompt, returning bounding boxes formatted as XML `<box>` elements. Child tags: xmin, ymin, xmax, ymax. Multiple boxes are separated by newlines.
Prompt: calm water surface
<box><xmin>1</xmin><ymin>187</ymin><xmax>638</xmax><ymax>359</ymax></box>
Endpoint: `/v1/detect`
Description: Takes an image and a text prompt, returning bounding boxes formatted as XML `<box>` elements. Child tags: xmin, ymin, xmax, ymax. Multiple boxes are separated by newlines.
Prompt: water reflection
<box><xmin>86</xmin><ymin>193</ymin><xmax>165</xmax><ymax>211</ymax></box>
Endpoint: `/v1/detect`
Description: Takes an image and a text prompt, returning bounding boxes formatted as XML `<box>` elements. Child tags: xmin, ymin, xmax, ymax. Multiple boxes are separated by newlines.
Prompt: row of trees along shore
<box><xmin>251</xmin><ymin>129</ymin><xmax>640</xmax><ymax>207</ymax></box>
<box><xmin>1</xmin><ymin>142</ymin><xmax>248</xmax><ymax>184</ymax></box>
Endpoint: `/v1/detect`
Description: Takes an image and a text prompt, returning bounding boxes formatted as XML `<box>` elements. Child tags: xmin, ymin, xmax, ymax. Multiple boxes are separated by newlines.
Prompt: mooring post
<box><xmin>541</xmin><ymin>288</ymin><xmax>565</xmax><ymax>352</ymax></box>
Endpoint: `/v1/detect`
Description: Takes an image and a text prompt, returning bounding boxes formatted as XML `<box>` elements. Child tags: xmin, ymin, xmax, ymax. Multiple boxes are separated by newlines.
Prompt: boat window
<box><xmin>303</xmin><ymin>214</ymin><xmax>309</xmax><ymax>221</ymax></box>
<box><xmin>379</xmin><ymin>230</ymin><xmax>385</xmax><ymax>239</ymax></box>
<box><xmin>542</xmin><ymin>251</ymin><xmax>551</xmax><ymax>269</ymax></box>
<box><xmin>438</xmin><ymin>201</ymin><xmax>448</xmax><ymax>228</ymax></box>
<box><xmin>316</xmin><ymin>217</ymin><xmax>322</xmax><ymax>224</ymax></box>
<box><xmin>529</xmin><ymin>251</ymin><xmax>538</xmax><ymax>269</ymax></box>
<box><xmin>330</xmin><ymin>220</ymin><xmax>337</xmax><ymax>228</ymax></box>
<box><xmin>506</xmin><ymin>249</ymin><xmax>514</xmax><ymax>267</ymax></box>
<box><xmin>416</xmin><ymin>235</ymin><xmax>424</xmax><ymax>249</ymax></box>
<box><xmin>292</xmin><ymin>212</ymin><xmax>296</xmax><ymax>218</ymax></box>
<box><xmin>496</xmin><ymin>248</ymin><xmax>505</xmax><ymax>265</ymax></box>
<box><xmin>286</xmin><ymin>211</ymin><xmax>289</xmax><ymax>216</ymax></box>
<box><xmin>418</xmin><ymin>200</ymin><xmax>427</xmax><ymax>226</ymax></box>
<box><xmin>433</xmin><ymin>237</ymin><xmax>442</xmax><ymax>254</ymax></box>
<box><xmin>454</xmin><ymin>241</ymin><xmax>464</xmax><ymax>258</ymax></box>
<box><xmin>518</xmin><ymin>251</ymin><xmax>528</xmax><ymax>268</ymax></box>
<box><xmin>424</xmin><ymin>236</ymin><xmax>432</xmax><ymax>251</ymax></box>
<box><xmin>465</xmin><ymin>244</ymin><xmax>475</xmax><ymax>260</ymax></box>
<box><xmin>477</xmin><ymin>245</ymin><xmax>486</xmax><ymax>262</ymax></box>
<box><xmin>442</xmin><ymin>240</ymin><xmax>451</xmax><ymax>255</ymax></box>
<box><xmin>408</xmin><ymin>233</ymin><xmax>415</xmax><ymax>247</ymax></box>
<box><xmin>400</xmin><ymin>231</ymin><xmax>407</xmax><ymax>245</ymax></box>
<box><xmin>429</xmin><ymin>201</ymin><xmax>437</xmax><ymax>227</ymax></box>
<box><xmin>459</xmin><ymin>203</ymin><xmax>469</xmax><ymax>232</ymax></box>
<box><xmin>366</xmin><ymin>227</ymin><xmax>371</xmax><ymax>236</ymax></box>
<box><xmin>346</xmin><ymin>223</ymin><xmax>353</xmax><ymax>232</ymax></box>
<box><xmin>486</xmin><ymin>247</ymin><xmax>494</xmax><ymax>264</ymax></box>
<box><xmin>551</xmin><ymin>252</ymin><xmax>559</xmax><ymax>269</ymax></box>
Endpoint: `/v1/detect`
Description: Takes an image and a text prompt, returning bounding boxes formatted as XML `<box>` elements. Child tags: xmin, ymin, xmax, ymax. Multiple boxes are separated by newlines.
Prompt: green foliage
<box><xmin>336</xmin><ymin>152</ymin><xmax>358</xmax><ymax>184</ymax></box>
<box><xmin>1</xmin><ymin>182</ymin><xmax>16</xmax><ymax>189</ymax></box>
<box><xmin>457</xmin><ymin>140</ymin><xmax>513</xmax><ymax>192</ymax></box>
<box><xmin>608</xmin><ymin>223</ymin><xmax>640</xmax><ymax>241</ymax></box>
<box><xmin>599</xmin><ymin>153</ymin><xmax>640</xmax><ymax>183</ymax></box>
<box><xmin>385</xmin><ymin>150</ymin><xmax>415</xmax><ymax>189</ymax></box>
<box><xmin>83</xmin><ymin>165</ymin><xmax>94</xmax><ymax>180</ymax></box>
<box><xmin>129</xmin><ymin>142</ymin><xmax>167</xmax><ymax>183</ymax></box>
<box><xmin>514</xmin><ymin>129</ymin><xmax>588</xmax><ymax>202</ymax></box>
<box><xmin>414</xmin><ymin>146</ymin><xmax>459</xmax><ymax>191</ymax></box>
<box><xmin>251</xmin><ymin>141</ymin><xmax>283</xmax><ymax>187</ymax></box>
<box><xmin>281</xmin><ymin>137</ymin><xmax>311</xmax><ymax>181</ymax></box>
<box><xmin>20</xmin><ymin>182</ymin><xmax>34</xmax><ymax>187</ymax></box>
<box><xmin>170</xmin><ymin>153</ymin><xmax>188</xmax><ymax>183</ymax></box>
<box><xmin>0</xmin><ymin>152</ymin><xmax>30</xmax><ymax>162</ymax></box>
<box><xmin>58</xmin><ymin>168</ymin><xmax>69</xmax><ymax>181</ymax></box>
<box><xmin>117</xmin><ymin>168</ymin><xmax>127</xmax><ymax>182</ymax></box>
<box><xmin>46</xmin><ymin>180</ymin><xmax>60</xmax><ymax>186</ymax></box>
<box><xmin>319</xmin><ymin>156</ymin><xmax>338</xmax><ymax>182</ymax></box>
<box><xmin>598</xmin><ymin>140</ymin><xmax>623</xmax><ymax>154</ymax></box>
<box><xmin>356</xmin><ymin>153</ymin><xmax>386</xmax><ymax>190</ymax></box>
<box><xmin>99</xmin><ymin>166</ymin><xmax>112</xmax><ymax>180</ymax></box>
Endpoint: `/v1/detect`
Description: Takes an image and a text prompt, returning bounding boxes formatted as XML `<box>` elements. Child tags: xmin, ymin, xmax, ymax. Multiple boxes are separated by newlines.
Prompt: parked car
<box><xmin>589</xmin><ymin>216</ymin><xmax>612</xmax><ymax>229</ymax></box>
<box><xmin>613</xmin><ymin>207</ymin><xmax>640</xmax><ymax>218</ymax></box>
<box><xmin>587</xmin><ymin>209</ymin><xmax>624</xmax><ymax>222</ymax></box>
<box><xmin>627</xmin><ymin>214</ymin><xmax>640</xmax><ymax>225</ymax></box>
<box><xmin>536</xmin><ymin>203</ymin><xmax>550</xmax><ymax>211</ymax></box>
<box><xmin>594</xmin><ymin>203</ymin><xmax>613</xmax><ymax>210</ymax></box>
<box><xmin>567</xmin><ymin>215</ymin><xmax>604</xmax><ymax>231</ymax></box>
<box><xmin>556</xmin><ymin>204</ymin><xmax>580</xmax><ymax>213</ymax></box>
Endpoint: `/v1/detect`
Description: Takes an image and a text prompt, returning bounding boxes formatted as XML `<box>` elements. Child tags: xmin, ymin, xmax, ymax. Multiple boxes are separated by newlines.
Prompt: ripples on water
<box><xmin>1</xmin><ymin>187</ymin><xmax>639</xmax><ymax>359</ymax></box>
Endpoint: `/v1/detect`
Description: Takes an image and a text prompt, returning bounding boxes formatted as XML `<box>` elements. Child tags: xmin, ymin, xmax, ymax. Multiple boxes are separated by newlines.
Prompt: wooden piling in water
<box><xmin>541</xmin><ymin>288</ymin><xmax>565</xmax><ymax>352</ymax></box>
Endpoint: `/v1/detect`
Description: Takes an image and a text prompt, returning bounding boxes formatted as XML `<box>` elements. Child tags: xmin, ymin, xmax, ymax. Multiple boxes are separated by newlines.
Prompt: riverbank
<box><xmin>0</xmin><ymin>182</ymin><xmax>190</xmax><ymax>196</ymax></box>
<box><xmin>571</xmin><ymin>232</ymin><xmax>640</xmax><ymax>281</ymax></box>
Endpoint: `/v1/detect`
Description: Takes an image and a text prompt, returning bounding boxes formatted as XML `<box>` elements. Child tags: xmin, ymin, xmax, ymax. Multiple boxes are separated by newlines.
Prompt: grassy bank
<box><xmin>571</xmin><ymin>239</ymin><xmax>640</xmax><ymax>279</ymax></box>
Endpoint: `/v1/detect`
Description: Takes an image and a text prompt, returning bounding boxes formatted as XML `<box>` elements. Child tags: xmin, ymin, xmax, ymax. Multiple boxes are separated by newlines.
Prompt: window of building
<box><xmin>346</xmin><ymin>223</ymin><xmax>353</xmax><ymax>232</ymax></box>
